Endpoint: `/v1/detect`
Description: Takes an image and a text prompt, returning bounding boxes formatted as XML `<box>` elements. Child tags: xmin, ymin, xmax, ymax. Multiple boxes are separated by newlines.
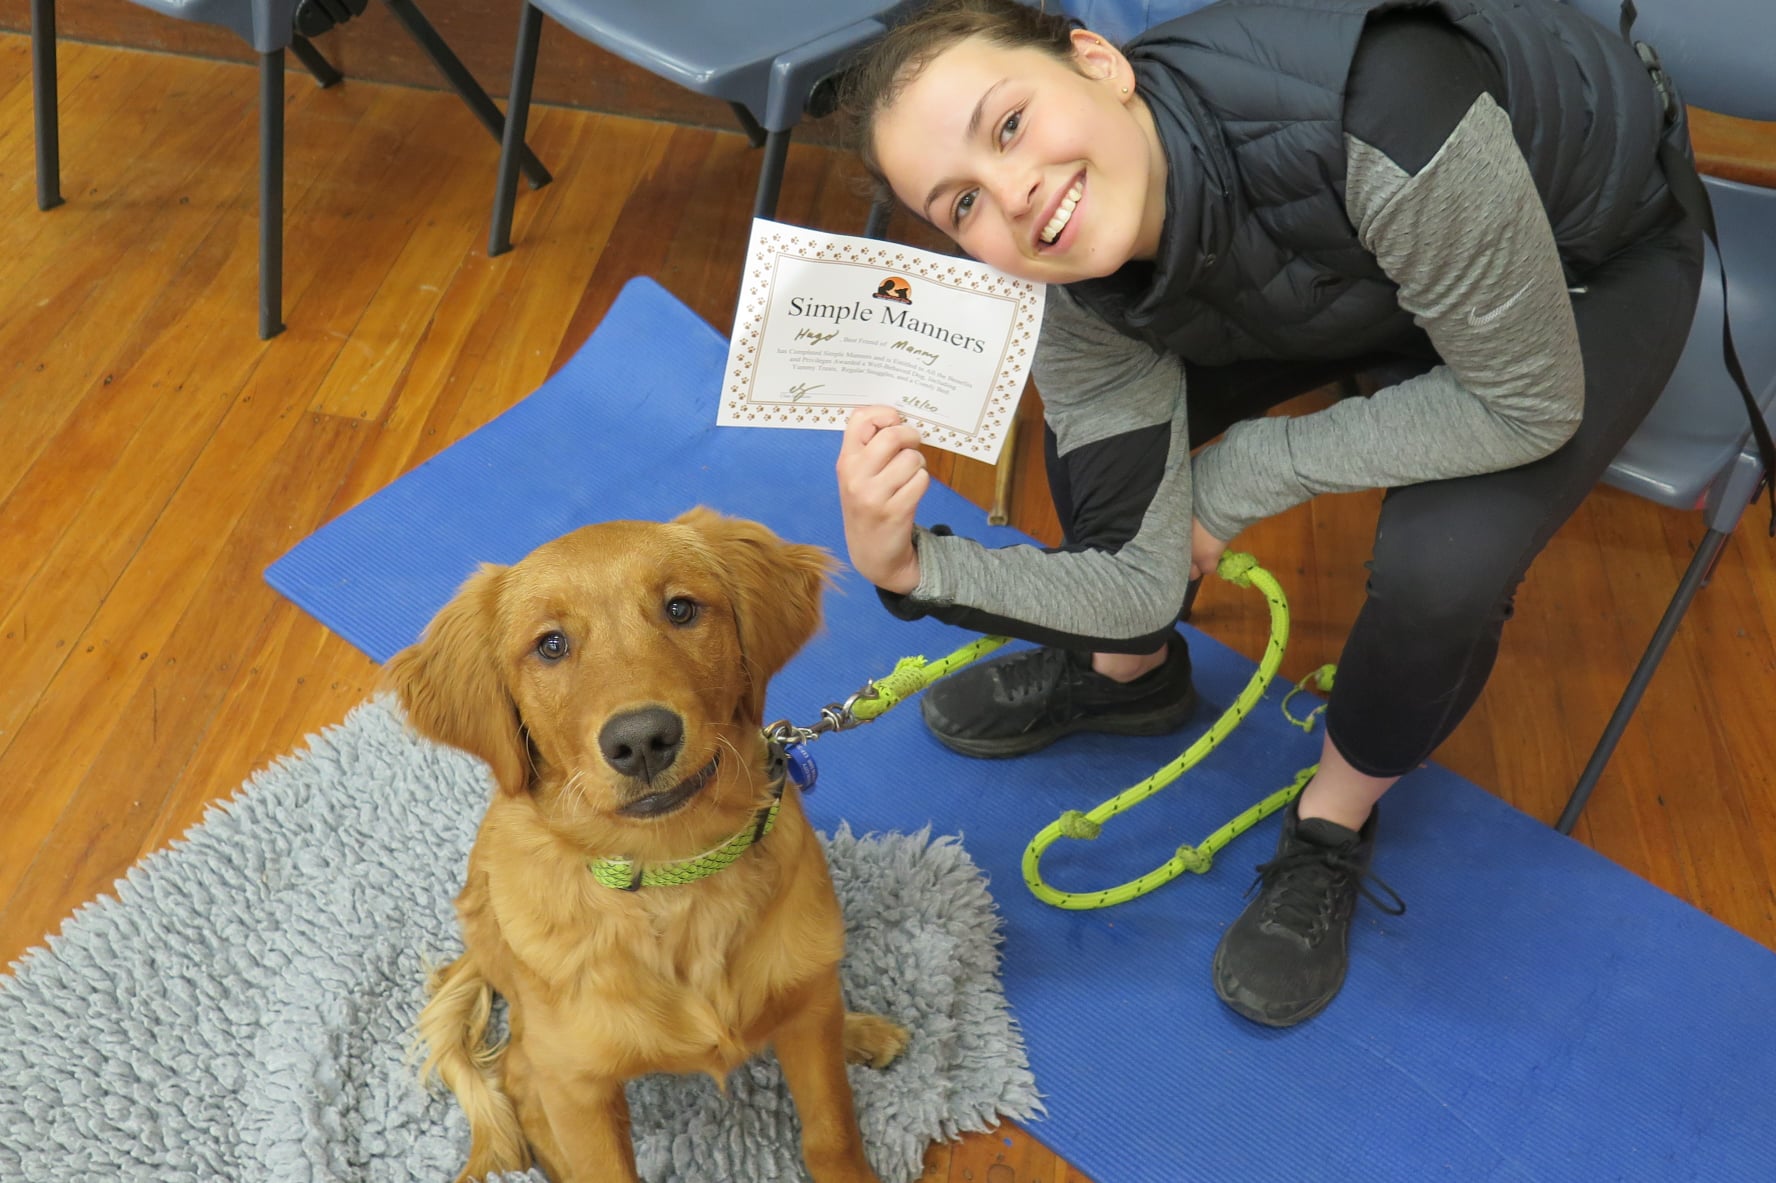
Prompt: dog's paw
<box><xmin>842</xmin><ymin>1012</ymin><xmax>910</xmax><ymax>1069</ymax></box>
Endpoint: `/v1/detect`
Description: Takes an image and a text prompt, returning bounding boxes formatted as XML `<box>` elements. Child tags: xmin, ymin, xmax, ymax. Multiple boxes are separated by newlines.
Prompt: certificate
<box><xmin>718</xmin><ymin>218</ymin><xmax>1046</xmax><ymax>464</ymax></box>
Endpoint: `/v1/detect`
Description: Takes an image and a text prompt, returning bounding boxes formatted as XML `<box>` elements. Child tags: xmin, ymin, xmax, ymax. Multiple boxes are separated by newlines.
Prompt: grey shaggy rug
<box><xmin>0</xmin><ymin>698</ymin><xmax>1040</xmax><ymax>1182</ymax></box>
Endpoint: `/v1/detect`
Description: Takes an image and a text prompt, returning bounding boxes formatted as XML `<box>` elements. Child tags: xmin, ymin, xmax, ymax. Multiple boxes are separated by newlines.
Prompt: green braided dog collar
<box><xmin>586</xmin><ymin>748</ymin><xmax>787</xmax><ymax>891</ymax></box>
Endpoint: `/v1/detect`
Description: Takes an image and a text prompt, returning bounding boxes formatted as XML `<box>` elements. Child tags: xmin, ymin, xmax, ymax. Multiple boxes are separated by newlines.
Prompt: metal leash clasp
<box><xmin>763</xmin><ymin>682</ymin><xmax>879</xmax><ymax>747</ymax></box>
<box><xmin>762</xmin><ymin>682</ymin><xmax>883</xmax><ymax>795</ymax></box>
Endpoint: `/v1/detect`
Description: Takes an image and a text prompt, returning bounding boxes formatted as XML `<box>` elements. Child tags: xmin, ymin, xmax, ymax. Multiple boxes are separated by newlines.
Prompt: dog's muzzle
<box><xmin>617</xmin><ymin>753</ymin><xmax>720</xmax><ymax>818</ymax></box>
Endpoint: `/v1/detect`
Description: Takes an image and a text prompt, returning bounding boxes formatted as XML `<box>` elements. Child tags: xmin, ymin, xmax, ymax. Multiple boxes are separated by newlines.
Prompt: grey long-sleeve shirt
<box><xmin>900</xmin><ymin>93</ymin><xmax>1585</xmax><ymax>645</ymax></box>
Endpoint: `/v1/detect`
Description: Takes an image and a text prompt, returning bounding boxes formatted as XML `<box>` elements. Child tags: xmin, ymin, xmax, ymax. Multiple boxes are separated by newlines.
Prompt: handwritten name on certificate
<box><xmin>718</xmin><ymin>218</ymin><xmax>1046</xmax><ymax>464</ymax></box>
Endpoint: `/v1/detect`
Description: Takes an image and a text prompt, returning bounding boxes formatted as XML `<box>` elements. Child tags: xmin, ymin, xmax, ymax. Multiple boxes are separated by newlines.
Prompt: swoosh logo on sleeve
<box><xmin>1467</xmin><ymin>280</ymin><xmax>1536</xmax><ymax>327</ymax></box>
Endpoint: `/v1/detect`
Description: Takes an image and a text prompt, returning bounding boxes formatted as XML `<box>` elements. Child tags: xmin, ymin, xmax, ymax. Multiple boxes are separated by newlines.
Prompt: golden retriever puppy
<box><xmin>387</xmin><ymin>509</ymin><xmax>908</xmax><ymax>1183</ymax></box>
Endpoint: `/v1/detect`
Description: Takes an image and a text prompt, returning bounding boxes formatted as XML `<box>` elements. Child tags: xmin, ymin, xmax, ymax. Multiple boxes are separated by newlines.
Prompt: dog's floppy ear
<box><xmin>383</xmin><ymin>564</ymin><xmax>528</xmax><ymax>796</ymax></box>
<box><xmin>677</xmin><ymin>507</ymin><xmax>835</xmax><ymax>721</ymax></box>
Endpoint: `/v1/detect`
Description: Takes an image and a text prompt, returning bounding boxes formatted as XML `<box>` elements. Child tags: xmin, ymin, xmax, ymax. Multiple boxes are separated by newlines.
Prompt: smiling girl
<box><xmin>832</xmin><ymin>0</ymin><xmax>1702</xmax><ymax>1026</ymax></box>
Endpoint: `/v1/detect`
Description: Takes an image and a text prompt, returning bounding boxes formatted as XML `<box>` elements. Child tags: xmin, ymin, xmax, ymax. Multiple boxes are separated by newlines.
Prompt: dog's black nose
<box><xmin>598</xmin><ymin>707</ymin><xmax>684</xmax><ymax>782</ymax></box>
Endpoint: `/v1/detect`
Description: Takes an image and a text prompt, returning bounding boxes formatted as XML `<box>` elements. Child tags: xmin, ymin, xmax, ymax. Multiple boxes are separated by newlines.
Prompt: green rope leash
<box><xmin>1020</xmin><ymin>552</ymin><xmax>1313</xmax><ymax>910</ymax></box>
<box><xmin>775</xmin><ymin>552</ymin><xmax>1329</xmax><ymax>912</ymax></box>
<box><xmin>1282</xmin><ymin>663</ymin><xmax>1337</xmax><ymax>732</ymax></box>
<box><xmin>845</xmin><ymin>635</ymin><xmax>1012</xmax><ymax>724</ymax></box>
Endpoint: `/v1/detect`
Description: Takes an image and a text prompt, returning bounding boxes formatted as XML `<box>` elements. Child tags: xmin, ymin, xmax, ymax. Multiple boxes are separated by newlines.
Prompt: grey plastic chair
<box><xmin>1060</xmin><ymin>0</ymin><xmax>1216</xmax><ymax>43</ymax></box>
<box><xmin>1554</xmin><ymin>0</ymin><xmax>1776</xmax><ymax>831</ymax></box>
<box><xmin>487</xmin><ymin>0</ymin><xmax>921</xmax><ymax>257</ymax></box>
<box><xmin>30</xmin><ymin>0</ymin><xmax>549</xmax><ymax>339</ymax></box>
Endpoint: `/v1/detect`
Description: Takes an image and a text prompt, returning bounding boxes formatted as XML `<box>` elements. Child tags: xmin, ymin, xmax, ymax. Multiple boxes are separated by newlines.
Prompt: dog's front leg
<box><xmin>529</xmin><ymin>1070</ymin><xmax>639</xmax><ymax>1183</ymax></box>
<box><xmin>773</xmin><ymin>970</ymin><xmax>880</xmax><ymax>1183</ymax></box>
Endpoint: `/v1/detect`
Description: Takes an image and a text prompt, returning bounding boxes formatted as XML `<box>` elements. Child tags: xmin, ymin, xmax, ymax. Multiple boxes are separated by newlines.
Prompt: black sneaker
<box><xmin>1212</xmin><ymin>802</ymin><xmax>1405</xmax><ymax>1027</ymax></box>
<box><xmin>918</xmin><ymin>631</ymin><xmax>1199</xmax><ymax>759</ymax></box>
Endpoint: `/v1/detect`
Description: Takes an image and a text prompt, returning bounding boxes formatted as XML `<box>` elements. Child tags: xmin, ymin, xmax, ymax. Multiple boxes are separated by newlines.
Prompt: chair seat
<box><xmin>1603</xmin><ymin>176</ymin><xmax>1776</xmax><ymax>510</ymax></box>
<box><xmin>126</xmin><ymin>0</ymin><xmax>289</xmax><ymax>54</ymax></box>
<box><xmin>532</xmin><ymin>0</ymin><xmax>918</xmax><ymax>127</ymax></box>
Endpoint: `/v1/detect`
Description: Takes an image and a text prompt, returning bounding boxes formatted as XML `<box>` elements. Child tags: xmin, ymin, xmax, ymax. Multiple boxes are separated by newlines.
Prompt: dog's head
<box><xmin>385</xmin><ymin>509</ymin><xmax>834</xmax><ymax>857</ymax></box>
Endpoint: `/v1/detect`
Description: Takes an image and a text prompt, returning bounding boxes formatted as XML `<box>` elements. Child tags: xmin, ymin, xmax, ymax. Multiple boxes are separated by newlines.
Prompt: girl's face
<box><xmin>872</xmin><ymin>30</ymin><xmax>1166</xmax><ymax>284</ymax></box>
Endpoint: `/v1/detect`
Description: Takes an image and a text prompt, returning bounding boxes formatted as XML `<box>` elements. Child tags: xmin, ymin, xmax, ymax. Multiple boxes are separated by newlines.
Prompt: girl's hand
<box><xmin>837</xmin><ymin>406</ymin><xmax>930</xmax><ymax>594</ymax></box>
<box><xmin>1190</xmin><ymin>517</ymin><xmax>1228</xmax><ymax>581</ymax></box>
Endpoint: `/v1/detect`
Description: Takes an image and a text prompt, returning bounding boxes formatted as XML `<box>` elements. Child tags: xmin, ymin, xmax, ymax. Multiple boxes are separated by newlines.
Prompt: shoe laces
<box><xmin>994</xmin><ymin>646</ymin><xmax>1085</xmax><ymax>706</ymax></box>
<box><xmin>1247</xmin><ymin>840</ymin><xmax>1406</xmax><ymax>940</ymax></box>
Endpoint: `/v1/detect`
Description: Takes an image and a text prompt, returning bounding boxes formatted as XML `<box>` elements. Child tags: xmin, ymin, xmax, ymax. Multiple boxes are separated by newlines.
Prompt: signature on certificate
<box><xmin>786</xmin><ymin>381</ymin><xmax>825</xmax><ymax>402</ymax></box>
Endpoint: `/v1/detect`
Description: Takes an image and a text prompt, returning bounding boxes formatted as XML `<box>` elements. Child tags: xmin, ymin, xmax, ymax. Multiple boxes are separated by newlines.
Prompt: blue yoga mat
<box><xmin>269</xmin><ymin>277</ymin><xmax>1776</xmax><ymax>1182</ymax></box>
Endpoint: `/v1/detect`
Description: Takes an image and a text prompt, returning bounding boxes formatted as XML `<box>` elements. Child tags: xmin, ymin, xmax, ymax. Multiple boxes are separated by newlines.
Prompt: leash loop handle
<box><xmin>1020</xmin><ymin>553</ymin><xmax>1309</xmax><ymax>910</ymax></box>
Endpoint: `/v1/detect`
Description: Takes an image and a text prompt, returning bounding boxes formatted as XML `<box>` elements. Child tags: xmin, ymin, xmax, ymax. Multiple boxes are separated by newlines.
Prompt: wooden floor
<box><xmin>2</xmin><ymin>36</ymin><xmax>1772</xmax><ymax>1183</ymax></box>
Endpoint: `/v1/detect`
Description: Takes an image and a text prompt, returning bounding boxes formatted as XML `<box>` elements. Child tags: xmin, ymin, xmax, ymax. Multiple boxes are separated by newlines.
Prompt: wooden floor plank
<box><xmin>0</xmin><ymin>42</ymin><xmax>182</xmax><ymax>273</ymax></box>
<box><xmin>552</xmin><ymin>122</ymin><xmax>721</xmax><ymax>369</ymax></box>
<box><xmin>1</xmin><ymin>38</ymin><xmax>1772</xmax><ymax>1183</ymax></box>
<box><xmin>0</xmin><ymin>411</ymin><xmax>371</xmax><ymax>951</ymax></box>
<box><xmin>0</xmin><ymin>75</ymin><xmax>524</xmax><ymax>908</ymax></box>
<box><xmin>0</xmin><ymin>55</ymin><xmax>253</xmax><ymax>504</ymax></box>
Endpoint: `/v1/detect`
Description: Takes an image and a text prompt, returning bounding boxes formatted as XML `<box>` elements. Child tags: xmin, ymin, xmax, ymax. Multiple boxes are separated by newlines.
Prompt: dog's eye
<box><xmin>535</xmin><ymin>631</ymin><xmax>570</xmax><ymax>662</ymax></box>
<box><xmin>664</xmin><ymin>597</ymin><xmax>699</xmax><ymax>626</ymax></box>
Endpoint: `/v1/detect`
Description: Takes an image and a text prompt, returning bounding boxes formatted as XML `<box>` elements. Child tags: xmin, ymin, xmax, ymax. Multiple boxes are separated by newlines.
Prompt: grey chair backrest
<box><xmin>1561</xmin><ymin>0</ymin><xmax>1776</xmax><ymax>121</ymax></box>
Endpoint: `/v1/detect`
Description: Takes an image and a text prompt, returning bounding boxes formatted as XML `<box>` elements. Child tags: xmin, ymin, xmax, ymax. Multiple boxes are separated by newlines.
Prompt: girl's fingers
<box><xmin>879</xmin><ymin>443</ymin><xmax>928</xmax><ymax>490</ymax></box>
<box><xmin>842</xmin><ymin>430</ymin><xmax>925</xmax><ymax>490</ymax></box>
<box><xmin>841</xmin><ymin>405</ymin><xmax>909</xmax><ymax>454</ymax></box>
<box><xmin>885</xmin><ymin>465</ymin><xmax>931</xmax><ymax>515</ymax></box>
<box><xmin>865</xmin><ymin>422</ymin><xmax>925</xmax><ymax>461</ymax></box>
<box><xmin>846</xmin><ymin>449</ymin><xmax>925</xmax><ymax>518</ymax></box>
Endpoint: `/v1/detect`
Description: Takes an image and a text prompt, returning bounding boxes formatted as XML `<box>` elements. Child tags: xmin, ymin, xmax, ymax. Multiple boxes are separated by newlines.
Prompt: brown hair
<box><xmin>838</xmin><ymin>0</ymin><xmax>1080</xmax><ymax>204</ymax></box>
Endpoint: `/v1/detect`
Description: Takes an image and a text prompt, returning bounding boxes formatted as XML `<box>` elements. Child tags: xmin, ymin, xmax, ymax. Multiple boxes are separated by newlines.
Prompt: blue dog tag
<box><xmin>783</xmin><ymin>743</ymin><xmax>818</xmax><ymax>793</ymax></box>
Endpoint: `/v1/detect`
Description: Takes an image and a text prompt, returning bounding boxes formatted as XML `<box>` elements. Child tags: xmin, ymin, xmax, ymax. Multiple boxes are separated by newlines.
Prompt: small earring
<box><xmin>1120</xmin><ymin>85</ymin><xmax>1130</xmax><ymax>95</ymax></box>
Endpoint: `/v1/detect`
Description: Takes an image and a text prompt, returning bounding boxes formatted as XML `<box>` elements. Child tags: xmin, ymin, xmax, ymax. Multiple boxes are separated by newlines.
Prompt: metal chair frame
<box><xmin>29</xmin><ymin>0</ymin><xmax>550</xmax><ymax>339</ymax></box>
<box><xmin>487</xmin><ymin>1</ymin><xmax>913</xmax><ymax>258</ymax></box>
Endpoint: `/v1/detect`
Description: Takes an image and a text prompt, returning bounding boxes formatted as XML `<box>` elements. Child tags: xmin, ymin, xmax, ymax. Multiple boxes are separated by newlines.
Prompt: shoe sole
<box><xmin>927</xmin><ymin>686</ymin><xmax>1202</xmax><ymax>760</ymax></box>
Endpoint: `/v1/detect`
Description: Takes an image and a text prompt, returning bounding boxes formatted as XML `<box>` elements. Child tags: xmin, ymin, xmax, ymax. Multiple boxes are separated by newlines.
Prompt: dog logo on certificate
<box><xmin>873</xmin><ymin>276</ymin><xmax>913</xmax><ymax>305</ymax></box>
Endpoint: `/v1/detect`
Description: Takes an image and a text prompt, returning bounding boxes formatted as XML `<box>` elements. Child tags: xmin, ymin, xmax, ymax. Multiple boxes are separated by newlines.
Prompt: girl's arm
<box><xmin>1190</xmin><ymin>21</ymin><xmax>1585</xmax><ymax>543</ymax></box>
<box><xmin>874</xmin><ymin>288</ymin><xmax>1201</xmax><ymax>652</ymax></box>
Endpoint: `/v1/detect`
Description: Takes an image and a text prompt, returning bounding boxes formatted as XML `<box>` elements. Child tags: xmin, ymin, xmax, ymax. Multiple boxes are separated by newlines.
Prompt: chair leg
<box><xmin>863</xmin><ymin>195</ymin><xmax>892</xmax><ymax>240</ymax></box>
<box><xmin>1555</xmin><ymin>525</ymin><xmax>1731</xmax><ymax>835</ymax></box>
<box><xmin>259</xmin><ymin>49</ymin><xmax>285</xmax><ymax>340</ymax></box>
<box><xmin>290</xmin><ymin>34</ymin><xmax>343</xmax><ymax>87</ymax></box>
<box><xmin>380</xmin><ymin>0</ymin><xmax>550</xmax><ymax>189</ymax></box>
<box><xmin>728</xmin><ymin>102</ymin><xmax>768</xmax><ymax>149</ymax></box>
<box><xmin>489</xmin><ymin>1</ymin><xmax>544</xmax><ymax>258</ymax></box>
<box><xmin>752</xmin><ymin>128</ymin><xmax>792</xmax><ymax>221</ymax></box>
<box><xmin>987</xmin><ymin>414</ymin><xmax>1020</xmax><ymax>526</ymax></box>
<box><xmin>1180</xmin><ymin>575</ymin><xmax>1203</xmax><ymax>624</ymax></box>
<box><xmin>31</xmin><ymin>0</ymin><xmax>63</xmax><ymax>211</ymax></box>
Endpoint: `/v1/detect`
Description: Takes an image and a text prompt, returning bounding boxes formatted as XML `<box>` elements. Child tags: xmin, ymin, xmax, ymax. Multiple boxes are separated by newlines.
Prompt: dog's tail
<box><xmin>418</xmin><ymin>956</ymin><xmax>531</xmax><ymax>1180</ymax></box>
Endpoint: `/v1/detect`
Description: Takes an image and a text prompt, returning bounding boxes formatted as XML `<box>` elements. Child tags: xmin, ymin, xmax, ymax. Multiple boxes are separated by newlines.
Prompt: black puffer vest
<box><xmin>1068</xmin><ymin>0</ymin><xmax>1682</xmax><ymax>365</ymax></box>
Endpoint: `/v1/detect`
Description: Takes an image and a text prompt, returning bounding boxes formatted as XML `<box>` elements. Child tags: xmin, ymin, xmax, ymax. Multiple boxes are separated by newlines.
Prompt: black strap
<box><xmin>1620</xmin><ymin>0</ymin><xmax>1776</xmax><ymax>534</ymax></box>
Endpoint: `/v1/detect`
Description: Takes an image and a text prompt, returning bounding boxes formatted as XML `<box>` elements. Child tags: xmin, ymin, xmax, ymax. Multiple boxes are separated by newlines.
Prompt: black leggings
<box><xmin>1167</xmin><ymin>216</ymin><xmax>1704</xmax><ymax>778</ymax></box>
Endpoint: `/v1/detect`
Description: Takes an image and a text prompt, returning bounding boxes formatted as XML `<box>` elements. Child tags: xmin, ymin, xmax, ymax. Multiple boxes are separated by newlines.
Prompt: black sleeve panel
<box><xmin>875</xmin><ymin>580</ymin><xmax>1183</xmax><ymax>654</ymax></box>
<box><xmin>1346</xmin><ymin>11</ymin><xmax>1505</xmax><ymax>176</ymax></box>
<box><xmin>1045</xmin><ymin>420</ymin><xmax>1173</xmax><ymax>551</ymax></box>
